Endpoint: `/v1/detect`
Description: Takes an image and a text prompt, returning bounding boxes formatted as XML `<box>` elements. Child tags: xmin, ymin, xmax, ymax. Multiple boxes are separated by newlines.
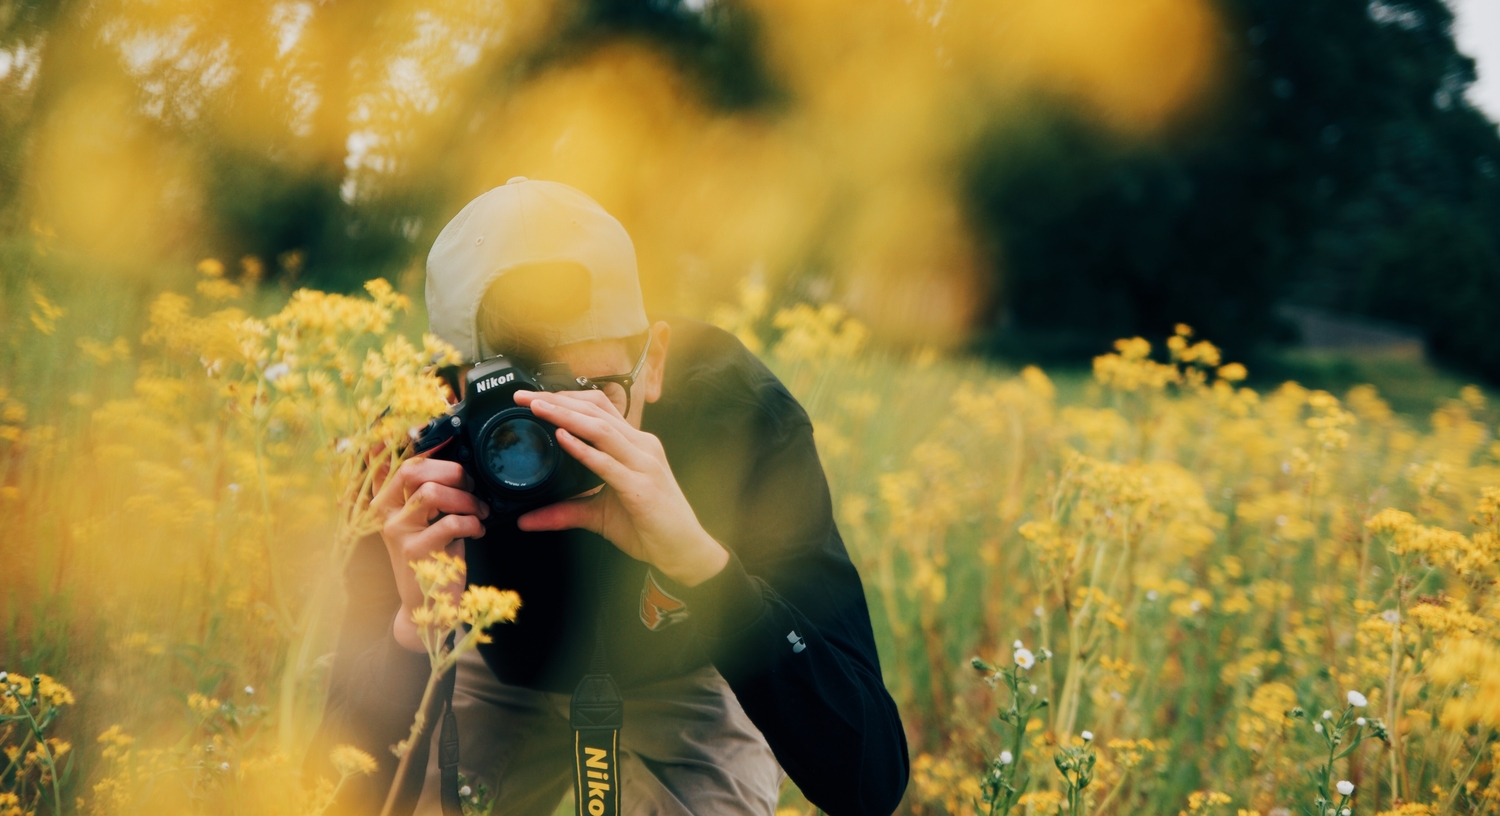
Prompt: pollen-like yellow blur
<box><xmin>20</xmin><ymin>0</ymin><xmax>1220</xmax><ymax>341</ymax></box>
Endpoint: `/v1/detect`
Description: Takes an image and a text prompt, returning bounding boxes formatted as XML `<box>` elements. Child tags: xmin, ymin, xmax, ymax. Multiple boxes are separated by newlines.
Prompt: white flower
<box><xmin>1342</xmin><ymin>810</ymin><xmax>1351</xmax><ymax>816</ymax></box>
<box><xmin>999</xmin><ymin>750</ymin><xmax>1014</xmax><ymax>765</ymax></box>
<box><xmin>1040</xmin><ymin>648</ymin><xmax>1053</xmax><ymax>660</ymax></box>
<box><xmin>1355</xmin><ymin>717</ymin><xmax>1366</xmax><ymax>726</ymax></box>
<box><xmin>1014</xmin><ymin>648</ymin><xmax>1036</xmax><ymax>670</ymax></box>
<box><xmin>220</xmin><ymin>762</ymin><xmax>231</xmax><ymax>771</ymax></box>
<box><xmin>1336</xmin><ymin>780</ymin><xmax>1354</xmax><ymax>796</ymax></box>
<box><xmin>1347</xmin><ymin>690</ymin><xmax>1367</xmax><ymax>708</ymax></box>
<box><xmin>1014</xmin><ymin>640</ymin><xmax>1024</xmax><ymax>649</ymax></box>
<box><xmin>1382</xmin><ymin>609</ymin><xmax>1400</xmax><ymax>624</ymax></box>
<box><xmin>1029</xmin><ymin>684</ymin><xmax>1038</xmax><ymax>694</ymax></box>
<box><xmin>459</xmin><ymin>785</ymin><xmax>472</xmax><ymax>797</ymax></box>
<box><xmin>1314</xmin><ymin>723</ymin><xmax>1323</xmax><ymax>733</ymax></box>
<box><xmin>244</xmin><ymin>685</ymin><xmax>255</xmax><ymax>695</ymax></box>
<box><xmin>1034</xmin><ymin>606</ymin><xmax>1045</xmax><ymax>617</ymax></box>
<box><xmin>264</xmin><ymin>362</ymin><xmax>290</xmax><ymax>382</ymax></box>
<box><xmin>1189</xmin><ymin>599</ymin><xmax>1203</xmax><ymax>612</ymax></box>
<box><xmin>1322</xmin><ymin>710</ymin><xmax>1333</xmax><ymax>719</ymax></box>
<box><xmin>336</xmin><ymin>437</ymin><xmax>353</xmax><ymax>454</ymax></box>
<box><xmin>1081</xmin><ymin>731</ymin><xmax>1094</xmax><ymax>741</ymax></box>
<box><xmin>1146</xmin><ymin>590</ymin><xmax>1160</xmax><ymax>601</ymax></box>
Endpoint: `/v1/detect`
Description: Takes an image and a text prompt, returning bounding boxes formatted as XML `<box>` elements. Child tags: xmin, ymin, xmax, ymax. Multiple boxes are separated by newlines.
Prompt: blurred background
<box><xmin>1</xmin><ymin>0</ymin><xmax>1498</xmax><ymax>385</ymax></box>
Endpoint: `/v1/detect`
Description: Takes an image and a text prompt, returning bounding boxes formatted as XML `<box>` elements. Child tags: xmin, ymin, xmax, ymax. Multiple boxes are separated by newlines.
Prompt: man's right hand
<box><xmin>372</xmin><ymin>457</ymin><xmax>490</xmax><ymax>652</ymax></box>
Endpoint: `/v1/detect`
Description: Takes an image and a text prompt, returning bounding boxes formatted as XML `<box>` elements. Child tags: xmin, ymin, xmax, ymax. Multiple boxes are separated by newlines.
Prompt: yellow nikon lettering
<box><xmin>587</xmin><ymin>770</ymin><xmax>608</xmax><ymax>780</ymax></box>
<box><xmin>588</xmin><ymin>779</ymin><xmax>611</xmax><ymax>796</ymax></box>
<box><xmin>584</xmin><ymin>747</ymin><xmax>609</xmax><ymax>769</ymax></box>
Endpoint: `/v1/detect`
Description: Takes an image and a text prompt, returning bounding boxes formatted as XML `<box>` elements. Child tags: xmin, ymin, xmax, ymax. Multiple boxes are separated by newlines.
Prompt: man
<box><xmin>309</xmin><ymin>177</ymin><xmax>908</xmax><ymax>816</ymax></box>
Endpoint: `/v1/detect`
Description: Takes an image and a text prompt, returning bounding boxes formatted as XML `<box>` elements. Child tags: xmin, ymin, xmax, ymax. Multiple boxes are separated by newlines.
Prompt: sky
<box><xmin>1453</xmin><ymin>0</ymin><xmax>1500</xmax><ymax>121</ymax></box>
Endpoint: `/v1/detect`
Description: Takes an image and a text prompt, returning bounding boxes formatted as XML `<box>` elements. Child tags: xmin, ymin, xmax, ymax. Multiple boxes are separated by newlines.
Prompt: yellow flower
<box><xmin>329</xmin><ymin>744</ymin><xmax>378</xmax><ymax>777</ymax></box>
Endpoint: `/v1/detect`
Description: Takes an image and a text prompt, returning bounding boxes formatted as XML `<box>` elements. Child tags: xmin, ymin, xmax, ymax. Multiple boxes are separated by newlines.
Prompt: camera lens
<box><xmin>479</xmin><ymin>416</ymin><xmax>557</xmax><ymax>490</ymax></box>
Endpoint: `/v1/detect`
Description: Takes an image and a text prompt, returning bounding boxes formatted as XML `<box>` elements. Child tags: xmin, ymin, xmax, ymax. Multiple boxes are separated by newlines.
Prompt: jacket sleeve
<box><xmin>673</xmin><ymin>405</ymin><xmax>910</xmax><ymax>816</ymax></box>
<box><xmin>304</xmin><ymin>533</ymin><xmax>432</xmax><ymax>816</ymax></box>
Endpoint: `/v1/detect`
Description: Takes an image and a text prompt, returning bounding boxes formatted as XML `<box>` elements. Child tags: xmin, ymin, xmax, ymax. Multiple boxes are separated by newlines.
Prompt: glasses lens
<box><xmin>480</xmin><ymin>416</ymin><xmax>557</xmax><ymax>490</ymax></box>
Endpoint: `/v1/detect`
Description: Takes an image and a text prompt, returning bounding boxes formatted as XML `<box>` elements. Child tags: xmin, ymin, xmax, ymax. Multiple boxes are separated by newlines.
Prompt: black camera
<box><xmin>414</xmin><ymin>356</ymin><xmax>604</xmax><ymax>518</ymax></box>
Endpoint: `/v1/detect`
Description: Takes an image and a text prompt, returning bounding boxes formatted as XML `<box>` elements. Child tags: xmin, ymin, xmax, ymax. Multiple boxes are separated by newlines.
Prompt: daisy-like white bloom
<box><xmin>1336</xmin><ymin>780</ymin><xmax>1354</xmax><ymax>796</ymax></box>
<box><xmin>1014</xmin><ymin>648</ymin><xmax>1036</xmax><ymax>670</ymax></box>
<box><xmin>1342</xmin><ymin>810</ymin><xmax>1351</xmax><ymax>816</ymax></box>
<box><xmin>999</xmin><ymin>750</ymin><xmax>1014</xmax><ymax>765</ymax></box>
<box><xmin>1322</xmin><ymin>710</ymin><xmax>1333</xmax><ymax>719</ymax></box>
<box><xmin>1356</xmin><ymin>717</ymin><xmax>1367</xmax><ymax>726</ymax></box>
<box><xmin>1029</xmin><ymin>684</ymin><xmax>1038</xmax><ymax>694</ymax></box>
<box><xmin>460</xmin><ymin>786</ymin><xmax>472</xmax><ymax>797</ymax></box>
<box><xmin>1014</xmin><ymin>640</ymin><xmax>1024</xmax><ymax>649</ymax></box>
<box><xmin>1081</xmin><ymin>731</ymin><xmax>1094</xmax><ymax>741</ymax></box>
<box><xmin>1347</xmin><ymin>690</ymin><xmax>1368</xmax><ymax>707</ymax></box>
<box><xmin>245</xmin><ymin>685</ymin><xmax>255</xmax><ymax>695</ymax></box>
<box><xmin>1314</xmin><ymin>723</ymin><xmax>1324</xmax><ymax>733</ymax></box>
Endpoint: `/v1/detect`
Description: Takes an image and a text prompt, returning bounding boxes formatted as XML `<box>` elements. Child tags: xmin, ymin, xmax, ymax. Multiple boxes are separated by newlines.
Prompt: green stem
<box><xmin>18</xmin><ymin>700</ymin><xmax>63</xmax><ymax>815</ymax></box>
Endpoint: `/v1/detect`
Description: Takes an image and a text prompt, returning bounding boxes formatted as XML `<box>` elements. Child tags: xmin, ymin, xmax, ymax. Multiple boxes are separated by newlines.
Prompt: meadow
<box><xmin>3</xmin><ymin>252</ymin><xmax>1500</xmax><ymax>816</ymax></box>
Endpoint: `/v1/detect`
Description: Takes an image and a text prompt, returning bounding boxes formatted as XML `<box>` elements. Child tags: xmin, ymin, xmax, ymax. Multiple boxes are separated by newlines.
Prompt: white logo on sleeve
<box><xmin>786</xmin><ymin>630</ymin><xmax>806</xmax><ymax>653</ymax></box>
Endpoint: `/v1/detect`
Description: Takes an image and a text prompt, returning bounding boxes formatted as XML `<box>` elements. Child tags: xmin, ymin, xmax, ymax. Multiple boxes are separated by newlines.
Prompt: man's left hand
<box><xmin>512</xmin><ymin>389</ymin><xmax>729</xmax><ymax>587</ymax></box>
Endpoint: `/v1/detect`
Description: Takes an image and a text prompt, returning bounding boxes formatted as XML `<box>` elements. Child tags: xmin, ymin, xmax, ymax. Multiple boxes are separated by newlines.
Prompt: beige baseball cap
<box><xmin>426</xmin><ymin>177</ymin><xmax>650</xmax><ymax>363</ymax></box>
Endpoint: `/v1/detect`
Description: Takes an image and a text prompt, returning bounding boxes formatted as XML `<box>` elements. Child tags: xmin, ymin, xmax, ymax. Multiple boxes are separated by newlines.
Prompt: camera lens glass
<box><xmin>480</xmin><ymin>416</ymin><xmax>557</xmax><ymax>490</ymax></box>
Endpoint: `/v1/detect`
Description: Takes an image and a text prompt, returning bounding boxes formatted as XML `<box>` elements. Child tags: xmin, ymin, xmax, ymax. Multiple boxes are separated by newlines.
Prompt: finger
<box><xmin>517</xmin><ymin>494</ymin><xmax>603</xmax><ymax>533</ymax></box>
<box><xmin>554</xmin><ymin>427</ymin><xmax>638</xmax><ymax>487</ymax></box>
<box><xmin>529</xmin><ymin>400</ymin><xmax>654</xmax><ymax>470</ymax></box>
<box><xmin>395</xmin><ymin>481</ymin><xmax>489</xmax><ymax>527</ymax></box>
<box><xmin>407</xmin><ymin>513</ymin><xmax>486</xmax><ymax>558</ymax></box>
<box><xmin>373</xmin><ymin>457</ymin><xmax>474</xmax><ymax>516</ymax></box>
<box><xmin>516</xmin><ymin>388</ymin><xmax>623</xmax><ymax>420</ymax></box>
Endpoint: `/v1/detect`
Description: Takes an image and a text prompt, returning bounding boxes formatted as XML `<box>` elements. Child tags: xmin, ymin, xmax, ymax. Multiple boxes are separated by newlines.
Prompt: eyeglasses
<box><xmin>577</xmin><ymin>334</ymin><xmax>651</xmax><ymax>418</ymax></box>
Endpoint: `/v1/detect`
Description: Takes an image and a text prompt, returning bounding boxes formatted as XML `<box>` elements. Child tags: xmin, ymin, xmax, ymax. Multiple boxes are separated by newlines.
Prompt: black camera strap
<box><xmin>436</xmin><ymin>541</ymin><xmax>623</xmax><ymax>816</ymax></box>
<box><xmin>571</xmin><ymin>542</ymin><xmax>623</xmax><ymax>816</ymax></box>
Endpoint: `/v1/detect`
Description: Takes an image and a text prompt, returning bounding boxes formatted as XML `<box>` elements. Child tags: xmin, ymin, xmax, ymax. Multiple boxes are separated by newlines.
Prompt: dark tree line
<box><xmin>969</xmin><ymin>0</ymin><xmax>1500</xmax><ymax>378</ymax></box>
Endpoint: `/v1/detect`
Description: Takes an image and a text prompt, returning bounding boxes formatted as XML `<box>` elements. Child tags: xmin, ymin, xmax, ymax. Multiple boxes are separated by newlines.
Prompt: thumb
<box><xmin>517</xmin><ymin>495</ymin><xmax>603</xmax><ymax>534</ymax></box>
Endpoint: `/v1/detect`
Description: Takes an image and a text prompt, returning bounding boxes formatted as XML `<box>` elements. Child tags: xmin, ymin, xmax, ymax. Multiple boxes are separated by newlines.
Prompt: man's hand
<box><xmin>372</xmin><ymin>457</ymin><xmax>490</xmax><ymax>651</ymax></box>
<box><xmin>514</xmin><ymin>389</ymin><xmax>729</xmax><ymax>587</ymax></box>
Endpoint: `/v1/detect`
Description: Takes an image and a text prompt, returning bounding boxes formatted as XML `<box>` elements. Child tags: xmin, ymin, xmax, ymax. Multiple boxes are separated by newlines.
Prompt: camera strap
<box><xmin>571</xmin><ymin>542</ymin><xmax>623</xmax><ymax>816</ymax></box>
<box><xmin>434</xmin><ymin>543</ymin><xmax>622</xmax><ymax>816</ymax></box>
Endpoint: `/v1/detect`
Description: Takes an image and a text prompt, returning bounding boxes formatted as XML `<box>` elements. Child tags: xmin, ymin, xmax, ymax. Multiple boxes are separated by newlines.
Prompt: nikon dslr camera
<box><xmin>414</xmin><ymin>357</ymin><xmax>604</xmax><ymax>518</ymax></box>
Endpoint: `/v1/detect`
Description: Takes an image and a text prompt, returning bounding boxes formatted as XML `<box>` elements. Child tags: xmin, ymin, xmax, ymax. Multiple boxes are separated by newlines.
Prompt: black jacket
<box><xmin>308</xmin><ymin>319</ymin><xmax>909</xmax><ymax>815</ymax></box>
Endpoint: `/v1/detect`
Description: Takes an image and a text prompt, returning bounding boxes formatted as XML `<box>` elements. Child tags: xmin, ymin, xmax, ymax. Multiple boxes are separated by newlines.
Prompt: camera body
<box><xmin>414</xmin><ymin>356</ymin><xmax>604</xmax><ymax>518</ymax></box>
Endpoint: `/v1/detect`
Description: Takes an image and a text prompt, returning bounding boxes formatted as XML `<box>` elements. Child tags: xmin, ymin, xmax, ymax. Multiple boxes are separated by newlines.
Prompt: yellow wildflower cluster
<box><xmin>9</xmin><ymin>275</ymin><xmax>1500</xmax><ymax>815</ymax></box>
<box><xmin>1181</xmin><ymin>790</ymin><xmax>1233</xmax><ymax>815</ymax></box>
<box><xmin>1</xmin><ymin>672</ymin><xmax>75</xmax><ymax>815</ymax></box>
<box><xmin>696</xmin><ymin>276</ymin><xmax>1500</xmax><ymax>815</ymax></box>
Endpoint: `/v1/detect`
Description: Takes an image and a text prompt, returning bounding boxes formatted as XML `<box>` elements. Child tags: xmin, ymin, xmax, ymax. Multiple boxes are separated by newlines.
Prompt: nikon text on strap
<box><xmin>572</xmin><ymin>541</ymin><xmax>623</xmax><ymax>816</ymax></box>
<box><xmin>571</xmin><ymin>672</ymin><xmax>623</xmax><ymax>816</ymax></box>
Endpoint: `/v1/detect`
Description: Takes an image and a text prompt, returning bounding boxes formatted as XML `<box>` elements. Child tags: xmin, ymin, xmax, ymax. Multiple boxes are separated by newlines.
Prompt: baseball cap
<box><xmin>426</xmin><ymin>177</ymin><xmax>650</xmax><ymax>363</ymax></box>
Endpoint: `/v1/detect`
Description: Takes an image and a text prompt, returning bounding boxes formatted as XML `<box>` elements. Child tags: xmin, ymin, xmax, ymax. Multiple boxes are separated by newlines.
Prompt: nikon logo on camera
<box><xmin>474</xmin><ymin>372</ymin><xmax>515</xmax><ymax>393</ymax></box>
